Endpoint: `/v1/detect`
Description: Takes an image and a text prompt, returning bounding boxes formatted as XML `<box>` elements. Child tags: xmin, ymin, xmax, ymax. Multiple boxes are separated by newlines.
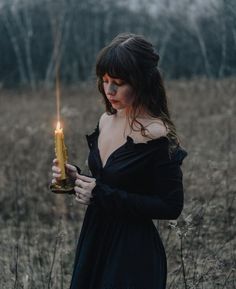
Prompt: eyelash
<box><xmin>102</xmin><ymin>80</ymin><xmax>124</xmax><ymax>86</ymax></box>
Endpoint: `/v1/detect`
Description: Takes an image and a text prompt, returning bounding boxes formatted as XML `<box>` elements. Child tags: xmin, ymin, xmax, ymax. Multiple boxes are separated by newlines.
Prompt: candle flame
<box><xmin>56</xmin><ymin>121</ymin><xmax>61</xmax><ymax>130</ymax></box>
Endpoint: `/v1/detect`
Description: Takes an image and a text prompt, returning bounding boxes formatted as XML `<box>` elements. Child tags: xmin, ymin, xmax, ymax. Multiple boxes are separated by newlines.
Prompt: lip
<box><xmin>109</xmin><ymin>99</ymin><xmax>119</xmax><ymax>104</ymax></box>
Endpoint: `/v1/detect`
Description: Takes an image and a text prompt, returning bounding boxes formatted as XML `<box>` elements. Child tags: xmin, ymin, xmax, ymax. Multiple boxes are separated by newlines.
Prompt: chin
<box><xmin>115</xmin><ymin>106</ymin><xmax>126</xmax><ymax>111</ymax></box>
<box><xmin>111</xmin><ymin>102</ymin><xmax>122</xmax><ymax>108</ymax></box>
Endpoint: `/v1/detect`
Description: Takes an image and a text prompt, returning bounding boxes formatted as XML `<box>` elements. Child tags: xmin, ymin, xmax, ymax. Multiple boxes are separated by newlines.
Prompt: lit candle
<box><xmin>55</xmin><ymin>121</ymin><xmax>67</xmax><ymax>180</ymax></box>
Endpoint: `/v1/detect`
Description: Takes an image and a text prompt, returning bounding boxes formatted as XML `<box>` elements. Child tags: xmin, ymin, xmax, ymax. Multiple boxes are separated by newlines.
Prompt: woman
<box><xmin>52</xmin><ymin>33</ymin><xmax>188</xmax><ymax>289</ymax></box>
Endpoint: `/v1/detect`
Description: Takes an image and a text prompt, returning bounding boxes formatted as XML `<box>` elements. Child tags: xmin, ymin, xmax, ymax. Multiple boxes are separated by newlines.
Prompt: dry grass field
<box><xmin>0</xmin><ymin>78</ymin><xmax>235</xmax><ymax>289</ymax></box>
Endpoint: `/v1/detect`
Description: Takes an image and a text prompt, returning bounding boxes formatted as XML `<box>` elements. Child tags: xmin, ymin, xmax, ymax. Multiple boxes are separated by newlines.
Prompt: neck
<box><xmin>116</xmin><ymin>108</ymin><xmax>127</xmax><ymax>118</ymax></box>
<box><xmin>115</xmin><ymin>105</ymin><xmax>151</xmax><ymax>120</ymax></box>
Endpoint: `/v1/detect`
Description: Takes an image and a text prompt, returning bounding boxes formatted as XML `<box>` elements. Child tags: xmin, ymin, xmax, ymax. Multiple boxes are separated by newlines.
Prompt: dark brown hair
<box><xmin>96</xmin><ymin>32</ymin><xmax>180</xmax><ymax>150</ymax></box>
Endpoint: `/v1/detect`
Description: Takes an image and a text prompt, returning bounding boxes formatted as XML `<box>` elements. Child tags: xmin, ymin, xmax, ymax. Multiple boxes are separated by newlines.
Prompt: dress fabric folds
<box><xmin>69</xmin><ymin>122</ymin><xmax>188</xmax><ymax>289</ymax></box>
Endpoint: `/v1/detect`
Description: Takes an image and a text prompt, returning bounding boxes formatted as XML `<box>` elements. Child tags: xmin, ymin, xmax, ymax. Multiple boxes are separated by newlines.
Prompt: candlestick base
<box><xmin>50</xmin><ymin>179</ymin><xmax>75</xmax><ymax>194</ymax></box>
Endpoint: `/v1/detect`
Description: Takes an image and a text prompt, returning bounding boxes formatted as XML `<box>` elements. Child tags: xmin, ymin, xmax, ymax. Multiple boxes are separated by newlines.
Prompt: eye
<box><xmin>114</xmin><ymin>80</ymin><xmax>125</xmax><ymax>86</ymax></box>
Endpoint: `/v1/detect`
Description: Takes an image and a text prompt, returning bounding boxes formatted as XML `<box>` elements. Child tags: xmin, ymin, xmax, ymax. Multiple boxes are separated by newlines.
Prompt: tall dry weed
<box><xmin>0</xmin><ymin>79</ymin><xmax>235</xmax><ymax>288</ymax></box>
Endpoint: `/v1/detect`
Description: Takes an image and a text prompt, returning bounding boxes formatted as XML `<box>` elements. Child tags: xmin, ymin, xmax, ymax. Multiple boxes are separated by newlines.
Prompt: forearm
<box><xmin>91</xmin><ymin>175</ymin><xmax>184</xmax><ymax>220</ymax></box>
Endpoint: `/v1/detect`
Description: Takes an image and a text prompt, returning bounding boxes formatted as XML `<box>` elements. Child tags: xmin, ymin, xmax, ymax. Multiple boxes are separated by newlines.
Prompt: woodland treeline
<box><xmin>0</xmin><ymin>0</ymin><xmax>235</xmax><ymax>89</ymax></box>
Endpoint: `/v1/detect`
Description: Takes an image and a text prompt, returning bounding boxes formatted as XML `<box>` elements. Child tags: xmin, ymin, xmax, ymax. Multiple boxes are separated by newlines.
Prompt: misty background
<box><xmin>0</xmin><ymin>0</ymin><xmax>235</xmax><ymax>90</ymax></box>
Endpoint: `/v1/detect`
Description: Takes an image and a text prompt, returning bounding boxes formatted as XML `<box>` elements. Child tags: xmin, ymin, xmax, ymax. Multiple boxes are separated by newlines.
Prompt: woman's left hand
<box><xmin>74</xmin><ymin>173</ymin><xmax>96</xmax><ymax>205</ymax></box>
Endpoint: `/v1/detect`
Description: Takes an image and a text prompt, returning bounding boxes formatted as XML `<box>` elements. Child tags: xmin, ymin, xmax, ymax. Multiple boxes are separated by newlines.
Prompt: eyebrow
<box><xmin>102</xmin><ymin>75</ymin><xmax>123</xmax><ymax>81</ymax></box>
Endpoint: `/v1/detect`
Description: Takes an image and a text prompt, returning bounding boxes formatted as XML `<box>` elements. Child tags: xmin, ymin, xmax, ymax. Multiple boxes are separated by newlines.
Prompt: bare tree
<box><xmin>12</xmin><ymin>2</ymin><xmax>36</xmax><ymax>90</ymax></box>
<box><xmin>44</xmin><ymin>0</ymin><xmax>71</xmax><ymax>88</ymax></box>
<box><xmin>2</xmin><ymin>6</ymin><xmax>28</xmax><ymax>85</ymax></box>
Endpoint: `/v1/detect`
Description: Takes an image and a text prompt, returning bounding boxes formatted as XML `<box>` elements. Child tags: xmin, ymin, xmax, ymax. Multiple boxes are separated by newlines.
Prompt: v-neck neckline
<box><xmin>86</xmin><ymin>123</ymin><xmax>187</xmax><ymax>170</ymax></box>
<box><xmin>94</xmin><ymin>124</ymin><xmax>170</xmax><ymax>170</ymax></box>
<box><xmin>86</xmin><ymin>121</ymin><xmax>171</xmax><ymax>170</ymax></box>
<box><xmin>96</xmin><ymin>135</ymin><xmax>133</xmax><ymax>169</ymax></box>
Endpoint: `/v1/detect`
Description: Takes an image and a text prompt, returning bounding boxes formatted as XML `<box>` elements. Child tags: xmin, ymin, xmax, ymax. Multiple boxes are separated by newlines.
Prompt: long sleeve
<box><xmin>90</xmin><ymin>156</ymin><xmax>186</xmax><ymax>221</ymax></box>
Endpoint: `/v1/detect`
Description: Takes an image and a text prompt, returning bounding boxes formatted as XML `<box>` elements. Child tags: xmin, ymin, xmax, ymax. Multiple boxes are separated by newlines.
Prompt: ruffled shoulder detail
<box><xmin>170</xmin><ymin>145</ymin><xmax>188</xmax><ymax>165</ymax></box>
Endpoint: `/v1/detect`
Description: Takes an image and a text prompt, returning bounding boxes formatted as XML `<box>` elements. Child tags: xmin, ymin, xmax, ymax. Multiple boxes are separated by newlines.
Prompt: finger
<box><xmin>52</xmin><ymin>166</ymin><xmax>61</xmax><ymax>173</ymax></box>
<box><xmin>74</xmin><ymin>192</ymin><xmax>87</xmax><ymax>201</ymax></box>
<box><xmin>75</xmin><ymin>189</ymin><xmax>92</xmax><ymax>205</ymax></box>
<box><xmin>65</xmin><ymin>163</ymin><xmax>77</xmax><ymax>172</ymax></box>
<box><xmin>76</xmin><ymin>173</ymin><xmax>95</xmax><ymax>183</ymax></box>
<box><xmin>75</xmin><ymin>195</ymin><xmax>82</xmax><ymax>201</ymax></box>
<box><xmin>75</xmin><ymin>179</ymin><xmax>87</xmax><ymax>187</ymax></box>
<box><xmin>74</xmin><ymin>186</ymin><xmax>86</xmax><ymax>195</ymax></box>
<box><xmin>75</xmin><ymin>188</ymin><xmax>90</xmax><ymax>198</ymax></box>
<box><xmin>75</xmin><ymin>191</ymin><xmax>93</xmax><ymax>205</ymax></box>
<box><xmin>75</xmin><ymin>196</ymin><xmax>89</xmax><ymax>205</ymax></box>
<box><xmin>53</xmin><ymin>172</ymin><xmax>61</xmax><ymax>178</ymax></box>
<box><xmin>51</xmin><ymin>178</ymin><xmax>57</xmax><ymax>184</ymax></box>
<box><xmin>53</xmin><ymin>158</ymin><xmax>58</xmax><ymax>164</ymax></box>
<box><xmin>75</xmin><ymin>179</ymin><xmax>81</xmax><ymax>186</ymax></box>
<box><xmin>83</xmin><ymin>195</ymin><xmax>92</xmax><ymax>202</ymax></box>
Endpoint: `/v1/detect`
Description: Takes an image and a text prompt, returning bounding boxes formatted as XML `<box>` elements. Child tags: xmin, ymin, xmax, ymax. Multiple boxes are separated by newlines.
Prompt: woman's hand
<box><xmin>74</xmin><ymin>173</ymin><xmax>96</xmax><ymax>205</ymax></box>
<box><xmin>51</xmin><ymin>158</ymin><xmax>77</xmax><ymax>185</ymax></box>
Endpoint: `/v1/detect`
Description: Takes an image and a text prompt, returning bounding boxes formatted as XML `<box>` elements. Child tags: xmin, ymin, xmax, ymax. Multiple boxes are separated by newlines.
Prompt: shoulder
<box><xmin>143</xmin><ymin>119</ymin><xmax>168</xmax><ymax>140</ymax></box>
<box><xmin>130</xmin><ymin>118</ymin><xmax>168</xmax><ymax>143</ymax></box>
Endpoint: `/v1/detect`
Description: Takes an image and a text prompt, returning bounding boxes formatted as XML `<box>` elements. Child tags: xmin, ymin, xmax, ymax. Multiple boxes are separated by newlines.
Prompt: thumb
<box><xmin>65</xmin><ymin>163</ymin><xmax>77</xmax><ymax>172</ymax></box>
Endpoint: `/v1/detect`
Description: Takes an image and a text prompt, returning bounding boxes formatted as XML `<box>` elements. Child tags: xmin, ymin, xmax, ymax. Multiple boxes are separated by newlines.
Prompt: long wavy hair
<box><xmin>96</xmin><ymin>32</ymin><xmax>181</xmax><ymax>151</ymax></box>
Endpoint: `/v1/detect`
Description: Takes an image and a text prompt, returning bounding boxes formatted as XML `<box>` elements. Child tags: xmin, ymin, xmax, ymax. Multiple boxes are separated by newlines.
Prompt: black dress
<box><xmin>69</xmin><ymin>122</ymin><xmax>188</xmax><ymax>289</ymax></box>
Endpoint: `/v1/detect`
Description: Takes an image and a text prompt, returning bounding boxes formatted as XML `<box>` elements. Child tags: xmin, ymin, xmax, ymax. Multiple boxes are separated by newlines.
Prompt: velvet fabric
<box><xmin>69</xmin><ymin>122</ymin><xmax>188</xmax><ymax>289</ymax></box>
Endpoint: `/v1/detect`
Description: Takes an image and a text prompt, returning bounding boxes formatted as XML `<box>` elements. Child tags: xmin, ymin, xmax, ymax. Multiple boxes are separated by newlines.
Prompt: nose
<box><xmin>106</xmin><ymin>83</ymin><xmax>118</xmax><ymax>95</ymax></box>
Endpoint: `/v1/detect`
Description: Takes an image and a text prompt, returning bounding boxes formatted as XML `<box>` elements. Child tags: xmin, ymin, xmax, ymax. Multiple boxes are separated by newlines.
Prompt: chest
<box><xmin>97</xmin><ymin>123</ymin><xmax>151</xmax><ymax>169</ymax></box>
<box><xmin>97</xmin><ymin>126</ymin><xmax>127</xmax><ymax>168</ymax></box>
<box><xmin>90</xmin><ymin>139</ymin><xmax>157</xmax><ymax>193</ymax></box>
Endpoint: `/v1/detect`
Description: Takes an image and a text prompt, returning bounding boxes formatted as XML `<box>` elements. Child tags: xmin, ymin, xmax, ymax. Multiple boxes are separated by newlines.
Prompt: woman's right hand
<box><xmin>51</xmin><ymin>158</ymin><xmax>78</xmax><ymax>185</ymax></box>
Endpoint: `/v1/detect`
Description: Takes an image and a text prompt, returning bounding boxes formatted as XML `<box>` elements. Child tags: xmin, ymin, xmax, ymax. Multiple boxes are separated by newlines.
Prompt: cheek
<box><xmin>123</xmin><ymin>88</ymin><xmax>135</xmax><ymax>105</ymax></box>
<box><xmin>103</xmin><ymin>83</ymin><xmax>108</xmax><ymax>93</ymax></box>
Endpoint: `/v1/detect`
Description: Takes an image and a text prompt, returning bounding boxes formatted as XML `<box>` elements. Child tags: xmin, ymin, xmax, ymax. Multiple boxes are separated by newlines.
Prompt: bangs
<box><xmin>96</xmin><ymin>46</ymin><xmax>133</xmax><ymax>82</ymax></box>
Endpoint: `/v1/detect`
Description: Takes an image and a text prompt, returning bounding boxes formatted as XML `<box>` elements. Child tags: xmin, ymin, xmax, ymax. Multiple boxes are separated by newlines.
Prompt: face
<box><xmin>102</xmin><ymin>73</ymin><xmax>135</xmax><ymax>111</ymax></box>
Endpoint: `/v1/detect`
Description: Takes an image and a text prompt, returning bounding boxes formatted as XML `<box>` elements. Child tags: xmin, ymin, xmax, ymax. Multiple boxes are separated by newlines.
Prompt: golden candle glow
<box><xmin>55</xmin><ymin>121</ymin><xmax>67</xmax><ymax>180</ymax></box>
